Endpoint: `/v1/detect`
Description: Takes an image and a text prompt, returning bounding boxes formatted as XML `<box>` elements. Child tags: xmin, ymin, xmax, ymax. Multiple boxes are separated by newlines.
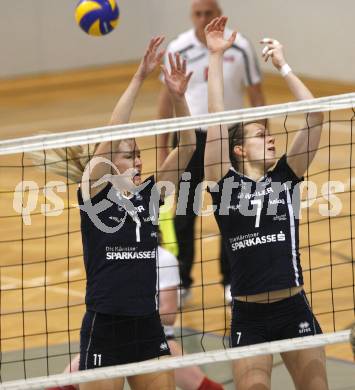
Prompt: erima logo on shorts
<box><xmin>299</xmin><ymin>321</ymin><xmax>312</xmax><ymax>334</ymax></box>
<box><xmin>231</xmin><ymin>231</ymin><xmax>286</xmax><ymax>251</ymax></box>
<box><xmin>160</xmin><ymin>342</ymin><xmax>169</xmax><ymax>351</ymax></box>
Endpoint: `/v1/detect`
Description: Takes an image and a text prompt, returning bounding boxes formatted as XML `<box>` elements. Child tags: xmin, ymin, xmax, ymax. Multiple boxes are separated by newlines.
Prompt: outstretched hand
<box><xmin>161</xmin><ymin>53</ymin><xmax>193</xmax><ymax>99</ymax></box>
<box><xmin>136</xmin><ymin>36</ymin><xmax>165</xmax><ymax>79</ymax></box>
<box><xmin>204</xmin><ymin>16</ymin><xmax>237</xmax><ymax>54</ymax></box>
<box><xmin>260</xmin><ymin>38</ymin><xmax>287</xmax><ymax>70</ymax></box>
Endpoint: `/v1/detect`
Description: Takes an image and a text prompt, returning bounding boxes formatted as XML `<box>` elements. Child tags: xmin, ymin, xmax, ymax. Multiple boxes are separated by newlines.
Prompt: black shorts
<box><xmin>230</xmin><ymin>291</ymin><xmax>322</xmax><ymax>348</ymax></box>
<box><xmin>79</xmin><ymin>310</ymin><xmax>170</xmax><ymax>369</ymax></box>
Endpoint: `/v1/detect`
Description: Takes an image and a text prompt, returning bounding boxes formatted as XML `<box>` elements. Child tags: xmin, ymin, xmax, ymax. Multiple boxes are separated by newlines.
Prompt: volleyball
<box><xmin>75</xmin><ymin>0</ymin><xmax>120</xmax><ymax>37</ymax></box>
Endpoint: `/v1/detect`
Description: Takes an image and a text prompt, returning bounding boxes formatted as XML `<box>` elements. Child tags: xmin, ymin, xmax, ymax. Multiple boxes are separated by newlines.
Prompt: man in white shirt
<box><xmin>158</xmin><ymin>0</ymin><xmax>265</xmax><ymax>303</ymax></box>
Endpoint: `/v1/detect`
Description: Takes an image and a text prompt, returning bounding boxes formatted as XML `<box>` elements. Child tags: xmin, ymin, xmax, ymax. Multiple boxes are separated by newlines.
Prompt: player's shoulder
<box><xmin>139</xmin><ymin>175</ymin><xmax>155</xmax><ymax>193</ymax></box>
<box><xmin>208</xmin><ymin>166</ymin><xmax>240</xmax><ymax>194</ymax></box>
<box><xmin>271</xmin><ymin>155</ymin><xmax>303</xmax><ymax>183</ymax></box>
<box><xmin>224</xmin><ymin>167</ymin><xmax>245</xmax><ymax>186</ymax></box>
<box><xmin>272</xmin><ymin>155</ymin><xmax>289</xmax><ymax>174</ymax></box>
<box><xmin>167</xmin><ymin>29</ymin><xmax>196</xmax><ymax>52</ymax></box>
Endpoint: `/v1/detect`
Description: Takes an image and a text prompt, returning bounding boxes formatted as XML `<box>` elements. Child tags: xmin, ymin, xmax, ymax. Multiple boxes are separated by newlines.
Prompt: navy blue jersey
<box><xmin>78</xmin><ymin>176</ymin><xmax>161</xmax><ymax>316</ymax></box>
<box><xmin>209</xmin><ymin>155</ymin><xmax>304</xmax><ymax>296</ymax></box>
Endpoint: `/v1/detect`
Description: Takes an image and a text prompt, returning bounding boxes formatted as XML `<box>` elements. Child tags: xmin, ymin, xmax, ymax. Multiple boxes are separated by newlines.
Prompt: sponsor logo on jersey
<box><xmin>238</xmin><ymin>186</ymin><xmax>274</xmax><ymax>200</ymax></box>
<box><xmin>277</xmin><ymin>231</ymin><xmax>286</xmax><ymax>241</ymax></box>
<box><xmin>108</xmin><ymin>216</ymin><xmax>125</xmax><ymax>223</ymax></box>
<box><xmin>230</xmin><ymin>233</ymin><xmax>258</xmax><ymax>243</ymax></box>
<box><xmin>230</xmin><ymin>231</ymin><xmax>286</xmax><ymax>251</ymax></box>
<box><xmin>106</xmin><ymin>250</ymin><xmax>156</xmax><ymax>260</ymax></box>
<box><xmin>143</xmin><ymin>215</ymin><xmax>155</xmax><ymax>222</ymax></box>
<box><xmin>273</xmin><ymin>213</ymin><xmax>287</xmax><ymax>221</ymax></box>
<box><xmin>116</xmin><ymin>203</ymin><xmax>145</xmax><ymax>213</ymax></box>
<box><xmin>135</xmin><ymin>205</ymin><xmax>145</xmax><ymax>213</ymax></box>
<box><xmin>227</xmin><ymin>204</ymin><xmax>241</xmax><ymax>211</ymax></box>
<box><xmin>298</xmin><ymin>321</ymin><xmax>312</xmax><ymax>334</ymax></box>
<box><xmin>269</xmin><ymin>198</ymin><xmax>285</xmax><ymax>205</ymax></box>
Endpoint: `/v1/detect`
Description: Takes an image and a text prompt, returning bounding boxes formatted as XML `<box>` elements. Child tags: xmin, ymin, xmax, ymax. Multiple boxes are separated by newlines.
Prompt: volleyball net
<box><xmin>0</xmin><ymin>93</ymin><xmax>354</xmax><ymax>389</ymax></box>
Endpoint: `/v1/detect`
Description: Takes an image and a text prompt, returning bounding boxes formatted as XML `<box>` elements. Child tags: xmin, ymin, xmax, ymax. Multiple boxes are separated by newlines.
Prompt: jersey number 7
<box><xmin>251</xmin><ymin>199</ymin><xmax>262</xmax><ymax>228</ymax></box>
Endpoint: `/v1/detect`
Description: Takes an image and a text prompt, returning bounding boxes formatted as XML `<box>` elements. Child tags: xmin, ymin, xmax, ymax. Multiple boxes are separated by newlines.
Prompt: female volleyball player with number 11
<box><xmin>71</xmin><ymin>37</ymin><xmax>193</xmax><ymax>390</ymax></box>
<box><xmin>204</xmin><ymin>16</ymin><xmax>328</xmax><ymax>390</ymax></box>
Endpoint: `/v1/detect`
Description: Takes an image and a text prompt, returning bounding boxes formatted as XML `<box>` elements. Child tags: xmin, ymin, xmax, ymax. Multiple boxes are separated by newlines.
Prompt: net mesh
<box><xmin>0</xmin><ymin>93</ymin><xmax>354</xmax><ymax>389</ymax></box>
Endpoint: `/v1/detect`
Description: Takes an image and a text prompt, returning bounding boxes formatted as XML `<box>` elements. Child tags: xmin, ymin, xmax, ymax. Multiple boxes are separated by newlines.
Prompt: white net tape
<box><xmin>0</xmin><ymin>93</ymin><xmax>354</xmax><ymax>155</ymax></box>
<box><xmin>0</xmin><ymin>331</ymin><xmax>350</xmax><ymax>390</ymax></box>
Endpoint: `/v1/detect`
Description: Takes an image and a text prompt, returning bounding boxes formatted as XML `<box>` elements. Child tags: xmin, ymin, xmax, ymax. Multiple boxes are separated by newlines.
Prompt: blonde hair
<box><xmin>31</xmin><ymin>143</ymin><xmax>99</xmax><ymax>183</ymax></box>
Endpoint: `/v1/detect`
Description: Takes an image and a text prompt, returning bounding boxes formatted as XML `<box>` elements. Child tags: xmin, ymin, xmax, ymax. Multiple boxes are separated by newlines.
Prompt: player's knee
<box><xmin>296</xmin><ymin>359</ymin><xmax>328</xmax><ymax>390</ymax></box>
<box><xmin>234</xmin><ymin>366</ymin><xmax>271</xmax><ymax>390</ymax></box>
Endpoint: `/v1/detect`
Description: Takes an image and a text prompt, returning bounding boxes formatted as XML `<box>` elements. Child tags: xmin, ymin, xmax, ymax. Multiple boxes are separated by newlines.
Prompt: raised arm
<box><xmin>204</xmin><ymin>16</ymin><xmax>237</xmax><ymax>183</ymax></box>
<box><xmin>108</xmin><ymin>36</ymin><xmax>165</xmax><ymax>125</ymax></box>
<box><xmin>261</xmin><ymin>39</ymin><xmax>324</xmax><ymax>177</ymax></box>
<box><xmin>85</xmin><ymin>37</ymin><xmax>165</xmax><ymax>198</ymax></box>
<box><xmin>157</xmin><ymin>86</ymin><xmax>175</xmax><ymax>166</ymax></box>
<box><xmin>157</xmin><ymin>46</ymin><xmax>176</xmax><ymax>167</ymax></box>
<box><xmin>157</xmin><ymin>53</ymin><xmax>195</xmax><ymax>193</ymax></box>
<box><xmin>95</xmin><ymin>36</ymin><xmax>165</xmax><ymax>165</ymax></box>
<box><xmin>247</xmin><ymin>83</ymin><xmax>265</xmax><ymax>107</ymax></box>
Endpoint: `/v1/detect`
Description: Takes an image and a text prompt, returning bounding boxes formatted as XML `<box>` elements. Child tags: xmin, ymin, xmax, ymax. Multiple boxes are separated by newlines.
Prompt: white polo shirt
<box><xmin>161</xmin><ymin>28</ymin><xmax>262</xmax><ymax>116</ymax></box>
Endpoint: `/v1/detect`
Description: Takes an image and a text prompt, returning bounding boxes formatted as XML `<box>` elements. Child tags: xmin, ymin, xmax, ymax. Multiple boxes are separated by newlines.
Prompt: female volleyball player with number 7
<box><xmin>40</xmin><ymin>37</ymin><xmax>194</xmax><ymax>390</ymax></box>
<box><xmin>204</xmin><ymin>16</ymin><xmax>328</xmax><ymax>390</ymax></box>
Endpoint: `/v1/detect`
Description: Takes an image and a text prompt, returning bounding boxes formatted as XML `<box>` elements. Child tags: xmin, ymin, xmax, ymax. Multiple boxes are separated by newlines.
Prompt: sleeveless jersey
<box><xmin>78</xmin><ymin>176</ymin><xmax>161</xmax><ymax>316</ymax></box>
<box><xmin>209</xmin><ymin>155</ymin><xmax>304</xmax><ymax>296</ymax></box>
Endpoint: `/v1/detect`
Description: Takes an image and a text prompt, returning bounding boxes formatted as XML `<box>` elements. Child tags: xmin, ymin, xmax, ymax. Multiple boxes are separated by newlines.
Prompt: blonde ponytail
<box><xmin>31</xmin><ymin>143</ymin><xmax>99</xmax><ymax>183</ymax></box>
